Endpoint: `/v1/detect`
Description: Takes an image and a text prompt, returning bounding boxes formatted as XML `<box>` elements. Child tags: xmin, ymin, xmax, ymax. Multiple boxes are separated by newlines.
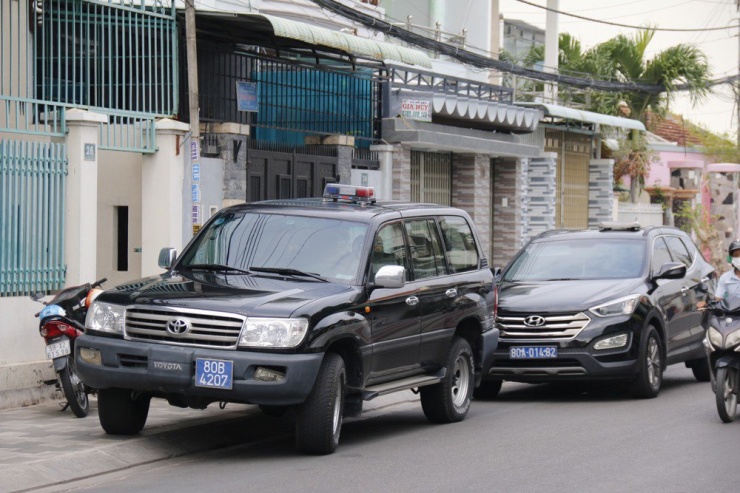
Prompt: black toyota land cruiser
<box><xmin>76</xmin><ymin>184</ymin><xmax>498</xmax><ymax>454</ymax></box>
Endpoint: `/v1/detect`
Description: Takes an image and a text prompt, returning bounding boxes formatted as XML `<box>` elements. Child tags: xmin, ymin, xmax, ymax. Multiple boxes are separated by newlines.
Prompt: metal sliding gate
<box><xmin>0</xmin><ymin>139</ymin><xmax>67</xmax><ymax>296</ymax></box>
<box><xmin>245</xmin><ymin>140</ymin><xmax>340</xmax><ymax>202</ymax></box>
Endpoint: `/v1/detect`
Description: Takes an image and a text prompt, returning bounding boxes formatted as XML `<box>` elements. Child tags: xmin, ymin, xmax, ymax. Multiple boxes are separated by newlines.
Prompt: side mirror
<box><xmin>374</xmin><ymin>265</ymin><xmax>405</xmax><ymax>289</ymax></box>
<box><xmin>492</xmin><ymin>267</ymin><xmax>502</xmax><ymax>281</ymax></box>
<box><xmin>158</xmin><ymin>247</ymin><xmax>177</xmax><ymax>270</ymax></box>
<box><xmin>654</xmin><ymin>262</ymin><xmax>686</xmax><ymax>280</ymax></box>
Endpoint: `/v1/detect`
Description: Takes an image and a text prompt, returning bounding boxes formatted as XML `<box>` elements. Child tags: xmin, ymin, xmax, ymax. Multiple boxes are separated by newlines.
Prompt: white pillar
<box><xmin>64</xmin><ymin>109</ymin><xmax>107</xmax><ymax>287</ymax></box>
<box><xmin>141</xmin><ymin>119</ymin><xmax>190</xmax><ymax>276</ymax></box>
<box><xmin>544</xmin><ymin>0</ymin><xmax>559</xmax><ymax>103</ymax></box>
<box><xmin>370</xmin><ymin>144</ymin><xmax>395</xmax><ymax>200</ymax></box>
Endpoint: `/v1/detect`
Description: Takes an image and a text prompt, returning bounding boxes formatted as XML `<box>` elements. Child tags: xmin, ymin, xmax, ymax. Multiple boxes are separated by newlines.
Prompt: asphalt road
<box><xmin>40</xmin><ymin>365</ymin><xmax>738</xmax><ymax>493</ymax></box>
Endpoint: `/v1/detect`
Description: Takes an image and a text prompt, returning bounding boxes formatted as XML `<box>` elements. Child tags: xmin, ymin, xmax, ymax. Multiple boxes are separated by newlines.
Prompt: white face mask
<box><xmin>732</xmin><ymin>257</ymin><xmax>740</xmax><ymax>270</ymax></box>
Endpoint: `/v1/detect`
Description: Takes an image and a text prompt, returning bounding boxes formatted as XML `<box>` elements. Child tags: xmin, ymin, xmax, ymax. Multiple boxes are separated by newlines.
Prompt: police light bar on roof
<box><xmin>598</xmin><ymin>221</ymin><xmax>641</xmax><ymax>231</ymax></box>
<box><xmin>323</xmin><ymin>184</ymin><xmax>376</xmax><ymax>204</ymax></box>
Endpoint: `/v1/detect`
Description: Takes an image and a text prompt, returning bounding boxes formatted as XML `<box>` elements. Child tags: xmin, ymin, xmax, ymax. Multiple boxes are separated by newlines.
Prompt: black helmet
<box><xmin>730</xmin><ymin>240</ymin><xmax>740</xmax><ymax>256</ymax></box>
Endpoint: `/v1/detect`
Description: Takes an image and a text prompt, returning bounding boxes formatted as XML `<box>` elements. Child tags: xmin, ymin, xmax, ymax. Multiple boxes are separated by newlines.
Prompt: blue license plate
<box><xmin>195</xmin><ymin>358</ymin><xmax>233</xmax><ymax>389</ymax></box>
<box><xmin>510</xmin><ymin>346</ymin><xmax>558</xmax><ymax>359</ymax></box>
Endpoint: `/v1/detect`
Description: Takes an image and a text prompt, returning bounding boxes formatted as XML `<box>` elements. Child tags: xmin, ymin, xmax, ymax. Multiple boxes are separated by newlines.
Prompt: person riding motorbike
<box><xmin>716</xmin><ymin>240</ymin><xmax>740</xmax><ymax>302</ymax></box>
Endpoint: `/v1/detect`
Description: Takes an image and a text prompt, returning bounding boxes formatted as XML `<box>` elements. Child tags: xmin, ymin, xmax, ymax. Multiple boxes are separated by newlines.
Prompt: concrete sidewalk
<box><xmin>0</xmin><ymin>392</ymin><xmax>418</xmax><ymax>493</ymax></box>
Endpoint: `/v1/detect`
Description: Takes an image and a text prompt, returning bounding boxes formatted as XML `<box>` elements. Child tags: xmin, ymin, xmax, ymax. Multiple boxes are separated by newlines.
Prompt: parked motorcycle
<box><xmin>703</xmin><ymin>297</ymin><xmax>740</xmax><ymax>423</ymax></box>
<box><xmin>31</xmin><ymin>278</ymin><xmax>106</xmax><ymax>417</ymax></box>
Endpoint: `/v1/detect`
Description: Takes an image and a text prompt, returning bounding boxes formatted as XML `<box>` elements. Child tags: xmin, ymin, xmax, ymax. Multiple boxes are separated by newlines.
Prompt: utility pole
<box><xmin>543</xmin><ymin>0</ymin><xmax>559</xmax><ymax>103</ymax></box>
<box><xmin>185</xmin><ymin>0</ymin><xmax>201</xmax><ymax>235</ymax></box>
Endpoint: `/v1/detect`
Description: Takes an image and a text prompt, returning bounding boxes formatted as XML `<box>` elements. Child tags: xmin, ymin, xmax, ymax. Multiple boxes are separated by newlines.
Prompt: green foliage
<box><xmin>521</xmin><ymin>28</ymin><xmax>711</xmax><ymax>122</ymax></box>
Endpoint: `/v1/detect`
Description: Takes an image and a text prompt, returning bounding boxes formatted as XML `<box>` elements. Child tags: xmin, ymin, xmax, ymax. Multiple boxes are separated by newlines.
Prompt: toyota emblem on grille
<box><xmin>524</xmin><ymin>315</ymin><xmax>546</xmax><ymax>327</ymax></box>
<box><xmin>166</xmin><ymin>318</ymin><xmax>191</xmax><ymax>335</ymax></box>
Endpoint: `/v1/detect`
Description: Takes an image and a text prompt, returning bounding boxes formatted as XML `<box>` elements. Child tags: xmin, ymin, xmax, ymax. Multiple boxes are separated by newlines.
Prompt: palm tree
<box><xmin>522</xmin><ymin>29</ymin><xmax>711</xmax><ymax>201</ymax></box>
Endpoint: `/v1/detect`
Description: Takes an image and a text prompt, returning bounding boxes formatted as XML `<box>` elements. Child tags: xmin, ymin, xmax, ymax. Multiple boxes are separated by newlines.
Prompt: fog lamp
<box><xmin>254</xmin><ymin>367</ymin><xmax>285</xmax><ymax>382</ymax></box>
<box><xmin>594</xmin><ymin>334</ymin><xmax>629</xmax><ymax>351</ymax></box>
<box><xmin>79</xmin><ymin>347</ymin><xmax>102</xmax><ymax>365</ymax></box>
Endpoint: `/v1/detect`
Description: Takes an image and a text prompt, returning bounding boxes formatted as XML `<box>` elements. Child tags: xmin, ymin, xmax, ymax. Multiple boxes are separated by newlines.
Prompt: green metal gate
<box><xmin>0</xmin><ymin>139</ymin><xmax>67</xmax><ymax>296</ymax></box>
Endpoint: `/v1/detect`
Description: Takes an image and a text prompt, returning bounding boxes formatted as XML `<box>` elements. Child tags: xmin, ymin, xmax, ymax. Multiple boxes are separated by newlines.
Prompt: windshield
<box><xmin>503</xmin><ymin>238</ymin><xmax>646</xmax><ymax>281</ymax></box>
<box><xmin>180</xmin><ymin>212</ymin><xmax>368</xmax><ymax>284</ymax></box>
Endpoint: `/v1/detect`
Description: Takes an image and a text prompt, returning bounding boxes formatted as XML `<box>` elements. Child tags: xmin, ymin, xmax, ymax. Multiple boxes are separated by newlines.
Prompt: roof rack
<box><xmin>598</xmin><ymin>221</ymin><xmax>641</xmax><ymax>232</ymax></box>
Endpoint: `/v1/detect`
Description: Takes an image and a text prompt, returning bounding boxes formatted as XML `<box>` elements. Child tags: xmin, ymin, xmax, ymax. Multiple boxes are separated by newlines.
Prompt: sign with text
<box><xmin>192</xmin><ymin>162</ymin><xmax>200</xmax><ymax>182</ymax></box>
<box><xmin>190</xmin><ymin>140</ymin><xmax>199</xmax><ymax>161</ymax></box>
<box><xmin>236</xmin><ymin>81</ymin><xmax>259</xmax><ymax>112</ymax></box>
<box><xmin>192</xmin><ymin>205</ymin><xmax>201</xmax><ymax>225</ymax></box>
<box><xmin>400</xmin><ymin>99</ymin><xmax>431</xmax><ymax>122</ymax></box>
<box><xmin>84</xmin><ymin>143</ymin><xmax>96</xmax><ymax>161</ymax></box>
<box><xmin>191</xmin><ymin>184</ymin><xmax>201</xmax><ymax>204</ymax></box>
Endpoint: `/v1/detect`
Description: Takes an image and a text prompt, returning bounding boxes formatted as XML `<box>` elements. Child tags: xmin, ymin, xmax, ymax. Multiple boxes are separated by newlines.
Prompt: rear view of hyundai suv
<box><xmin>479</xmin><ymin>223</ymin><xmax>715</xmax><ymax>399</ymax></box>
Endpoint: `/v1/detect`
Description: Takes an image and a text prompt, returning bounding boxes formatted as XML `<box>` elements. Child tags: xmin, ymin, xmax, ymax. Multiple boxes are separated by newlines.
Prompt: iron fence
<box><xmin>0</xmin><ymin>139</ymin><xmax>67</xmax><ymax>296</ymax></box>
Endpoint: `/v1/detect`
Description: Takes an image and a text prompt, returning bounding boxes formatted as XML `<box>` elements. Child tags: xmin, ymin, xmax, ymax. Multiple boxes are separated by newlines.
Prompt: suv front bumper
<box><xmin>486</xmin><ymin>315</ymin><xmax>641</xmax><ymax>383</ymax></box>
<box><xmin>75</xmin><ymin>334</ymin><xmax>324</xmax><ymax>406</ymax></box>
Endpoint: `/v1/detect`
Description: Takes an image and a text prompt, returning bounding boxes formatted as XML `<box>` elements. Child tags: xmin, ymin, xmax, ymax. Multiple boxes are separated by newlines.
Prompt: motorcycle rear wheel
<box><xmin>715</xmin><ymin>366</ymin><xmax>737</xmax><ymax>423</ymax></box>
<box><xmin>59</xmin><ymin>359</ymin><xmax>89</xmax><ymax>418</ymax></box>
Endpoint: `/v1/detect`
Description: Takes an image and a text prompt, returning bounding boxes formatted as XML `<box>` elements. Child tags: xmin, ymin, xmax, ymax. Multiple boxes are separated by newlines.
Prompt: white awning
<box><xmin>517</xmin><ymin>103</ymin><xmax>646</xmax><ymax>131</ymax></box>
<box><xmin>197</xmin><ymin>13</ymin><xmax>433</xmax><ymax>68</ymax></box>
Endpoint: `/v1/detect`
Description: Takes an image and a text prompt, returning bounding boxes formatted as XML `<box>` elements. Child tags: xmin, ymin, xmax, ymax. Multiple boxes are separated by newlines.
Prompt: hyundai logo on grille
<box><xmin>166</xmin><ymin>318</ymin><xmax>191</xmax><ymax>335</ymax></box>
<box><xmin>524</xmin><ymin>315</ymin><xmax>546</xmax><ymax>327</ymax></box>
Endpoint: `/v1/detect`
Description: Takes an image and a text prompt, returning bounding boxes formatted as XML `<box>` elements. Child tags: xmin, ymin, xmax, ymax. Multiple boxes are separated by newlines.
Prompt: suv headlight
<box><xmin>589</xmin><ymin>294</ymin><xmax>641</xmax><ymax>318</ymax></box>
<box><xmin>238</xmin><ymin>318</ymin><xmax>308</xmax><ymax>348</ymax></box>
<box><xmin>85</xmin><ymin>301</ymin><xmax>125</xmax><ymax>334</ymax></box>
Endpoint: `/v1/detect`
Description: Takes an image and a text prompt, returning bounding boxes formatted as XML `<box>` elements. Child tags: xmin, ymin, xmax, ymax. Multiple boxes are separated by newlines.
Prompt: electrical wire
<box><xmin>309</xmin><ymin>0</ymin><xmax>738</xmax><ymax>94</ymax></box>
<box><xmin>514</xmin><ymin>0</ymin><xmax>740</xmax><ymax>32</ymax></box>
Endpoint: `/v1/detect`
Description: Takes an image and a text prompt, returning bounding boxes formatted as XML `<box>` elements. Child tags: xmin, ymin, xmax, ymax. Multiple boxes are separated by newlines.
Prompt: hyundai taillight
<box><xmin>40</xmin><ymin>320</ymin><xmax>74</xmax><ymax>339</ymax></box>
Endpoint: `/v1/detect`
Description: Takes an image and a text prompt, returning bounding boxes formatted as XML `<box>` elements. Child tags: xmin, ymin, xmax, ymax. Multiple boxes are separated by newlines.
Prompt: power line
<box><xmin>309</xmin><ymin>0</ymin><xmax>737</xmax><ymax>95</ymax></box>
<box><xmin>515</xmin><ymin>0</ymin><xmax>739</xmax><ymax>32</ymax></box>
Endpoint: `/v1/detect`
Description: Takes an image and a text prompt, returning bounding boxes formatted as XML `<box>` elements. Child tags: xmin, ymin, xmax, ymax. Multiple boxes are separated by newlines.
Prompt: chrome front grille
<box><xmin>125</xmin><ymin>306</ymin><xmax>245</xmax><ymax>348</ymax></box>
<box><xmin>497</xmin><ymin>312</ymin><xmax>590</xmax><ymax>340</ymax></box>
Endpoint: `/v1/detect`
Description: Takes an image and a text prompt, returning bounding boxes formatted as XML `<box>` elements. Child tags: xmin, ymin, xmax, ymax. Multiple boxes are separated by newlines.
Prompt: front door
<box><xmin>366</xmin><ymin>222</ymin><xmax>420</xmax><ymax>380</ymax></box>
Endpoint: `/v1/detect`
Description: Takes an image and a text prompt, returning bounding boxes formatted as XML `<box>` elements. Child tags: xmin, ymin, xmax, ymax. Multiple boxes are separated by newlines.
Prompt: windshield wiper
<box><xmin>249</xmin><ymin>266</ymin><xmax>328</xmax><ymax>282</ymax></box>
<box><xmin>184</xmin><ymin>263</ymin><xmax>253</xmax><ymax>275</ymax></box>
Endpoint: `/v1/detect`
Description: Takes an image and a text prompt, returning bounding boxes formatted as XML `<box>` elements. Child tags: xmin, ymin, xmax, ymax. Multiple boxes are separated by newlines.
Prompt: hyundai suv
<box><xmin>76</xmin><ymin>184</ymin><xmax>498</xmax><ymax>454</ymax></box>
<box><xmin>479</xmin><ymin>222</ymin><xmax>715</xmax><ymax>399</ymax></box>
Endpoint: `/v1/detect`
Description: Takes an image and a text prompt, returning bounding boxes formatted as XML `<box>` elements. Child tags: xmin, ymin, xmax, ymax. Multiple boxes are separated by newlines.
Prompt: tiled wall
<box><xmin>526</xmin><ymin>154</ymin><xmax>557</xmax><ymax>241</ymax></box>
<box><xmin>452</xmin><ymin>154</ymin><xmax>492</xmax><ymax>260</ymax></box>
<box><xmin>491</xmin><ymin>158</ymin><xmax>525</xmax><ymax>268</ymax></box>
<box><xmin>588</xmin><ymin>159</ymin><xmax>614</xmax><ymax>228</ymax></box>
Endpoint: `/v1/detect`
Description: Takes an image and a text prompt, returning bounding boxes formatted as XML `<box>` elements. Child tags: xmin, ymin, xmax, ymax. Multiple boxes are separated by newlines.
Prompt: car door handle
<box><xmin>446</xmin><ymin>288</ymin><xmax>457</xmax><ymax>298</ymax></box>
<box><xmin>681</xmin><ymin>287</ymin><xmax>690</xmax><ymax>295</ymax></box>
<box><xmin>406</xmin><ymin>296</ymin><xmax>419</xmax><ymax>306</ymax></box>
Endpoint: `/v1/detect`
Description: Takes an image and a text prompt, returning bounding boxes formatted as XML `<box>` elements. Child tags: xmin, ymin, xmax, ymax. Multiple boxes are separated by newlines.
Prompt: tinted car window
<box><xmin>503</xmin><ymin>238</ymin><xmax>645</xmax><ymax>281</ymax></box>
<box><xmin>439</xmin><ymin>216</ymin><xmax>479</xmax><ymax>273</ymax></box>
<box><xmin>370</xmin><ymin>222</ymin><xmax>408</xmax><ymax>280</ymax></box>
<box><xmin>405</xmin><ymin>219</ymin><xmax>447</xmax><ymax>279</ymax></box>
<box><xmin>181</xmin><ymin>212</ymin><xmax>367</xmax><ymax>284</ymax></box>
<box><xmin>664</xmin><ymin>235</ymin><xmax>692</xmax><ymax>267</ymax></box>
<box><xmin>652</xmin><ymin>237</ymin><xmax>673</xmax><ymax>275</ymax></box>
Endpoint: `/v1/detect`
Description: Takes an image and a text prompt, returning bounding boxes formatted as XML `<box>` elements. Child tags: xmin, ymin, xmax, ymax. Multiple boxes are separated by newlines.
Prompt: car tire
<box><xmin>59</xmin><ymin>358</ymin><xmax>89</xmax><ymax>418</ymax></box>
<box><xmin>688</xmin><ymin>356</ymin><xmax>712</xmax><ymax>382</ymax></box>
<box><xmin>295</xmin><ymin>353</ymin><xmax>346</xmax><ymax>455</ymax></box>
<box><xmin>715</xmin><ymin>367</ymin><xmax>738</xmax><ymax>423</ymax></box>
<box><xmin>630</xmin><ymin>326</ymin><xmax>663</xmax><ymax>399</ymax></box>
<box><xmin>98</xmin><ymin>388</ymin><xmax>151</xmax><ymax>435</ymax></box>
<box><xmin>473</xmin><ymin>379</ymin><xmax>503</xmax><ymax>400</ymax></box>
<box><xmin>420</xmin><ymin>337</ymin><xmax>474</xmax><ymax>423</ymax></box>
